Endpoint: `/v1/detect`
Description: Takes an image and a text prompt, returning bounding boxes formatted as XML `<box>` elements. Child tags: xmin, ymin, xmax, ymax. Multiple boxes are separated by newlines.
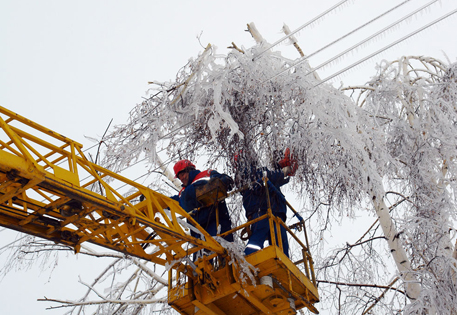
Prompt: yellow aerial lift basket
<box><xmin>169</xmin><ymin>188</ymin><xmax>319</xmax><ymax>315</ymax></box>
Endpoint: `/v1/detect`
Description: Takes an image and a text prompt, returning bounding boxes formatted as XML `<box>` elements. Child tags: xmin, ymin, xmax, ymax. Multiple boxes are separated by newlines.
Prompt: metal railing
<box><xmin>218</xmin><ymin>175</ymin><xmax>317</xmax><ymax>286</ymax></box>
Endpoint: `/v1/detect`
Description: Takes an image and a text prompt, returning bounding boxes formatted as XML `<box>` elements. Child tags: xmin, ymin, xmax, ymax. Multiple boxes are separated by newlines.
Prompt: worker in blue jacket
<box><xmin>238</xmin><ymin>149</ymin><xmax>297</xmax><ymax>257</ymax></box>
<box><xmin>173</xmin><ymin>159</ymin><xmax>234</xmax><ymax>243</ymax></box>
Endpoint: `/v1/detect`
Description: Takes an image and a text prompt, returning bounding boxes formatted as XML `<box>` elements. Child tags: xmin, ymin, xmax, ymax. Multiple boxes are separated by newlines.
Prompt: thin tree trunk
<box><xmin>370</xmin><ymin>192</ymin><xmax>421</xmax><ymax>299</ymax></box>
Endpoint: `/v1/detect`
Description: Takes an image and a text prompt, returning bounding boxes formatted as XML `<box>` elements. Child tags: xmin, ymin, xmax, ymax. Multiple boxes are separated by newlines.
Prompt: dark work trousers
<box><xmin>190</xmin><ymin>203</ymin><xmax>233</xmax><ymax>261</ymax></box>
<box><xmin>244</xmin><ymin>210</ymin><xmax>289</xmax><ymax>258</ymax></box>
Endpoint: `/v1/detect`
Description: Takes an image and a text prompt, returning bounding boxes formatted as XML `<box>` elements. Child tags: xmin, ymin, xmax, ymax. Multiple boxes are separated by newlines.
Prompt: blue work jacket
<box><xmin>240</xmin><ymin>167</ymin><xmax>289</xmax><ymax>219</ymax></box>
<box><xmin>179</xmin><ymin>169</ymin><xmax>233</xmax><ymax>230</ymax></box>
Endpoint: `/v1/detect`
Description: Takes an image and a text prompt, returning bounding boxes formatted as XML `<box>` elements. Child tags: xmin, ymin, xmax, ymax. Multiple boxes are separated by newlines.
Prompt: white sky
<box><xmin>1</xmin><ymin>0</ymin><xmax>457</xmax><ymax>314</ymax></box>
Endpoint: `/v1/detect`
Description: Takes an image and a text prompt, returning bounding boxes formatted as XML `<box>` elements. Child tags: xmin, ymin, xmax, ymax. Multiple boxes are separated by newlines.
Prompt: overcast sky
<box><xmin>1</xmin><ymin>1</ymin><xmax>457</xmax><ymax>314</ymax></box>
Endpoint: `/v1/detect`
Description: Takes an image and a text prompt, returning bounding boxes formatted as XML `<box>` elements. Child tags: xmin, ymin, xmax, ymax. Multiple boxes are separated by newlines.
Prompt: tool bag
<box><xmin>195</xmin><ymin>177</ymin><xmax>228</xmax><ymax>207</ymax></box>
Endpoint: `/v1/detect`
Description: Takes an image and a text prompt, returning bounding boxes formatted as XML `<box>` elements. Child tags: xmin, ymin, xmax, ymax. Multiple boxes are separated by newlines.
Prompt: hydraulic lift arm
<box><xmin>0</xmin><ymin>106</ymin><xmax>224</xmax><ymax>266</ymax></box>
<box><xmin>0</xmin><ymin>106</ymin><xmax>319</xmax><ymax>315</ymax></box>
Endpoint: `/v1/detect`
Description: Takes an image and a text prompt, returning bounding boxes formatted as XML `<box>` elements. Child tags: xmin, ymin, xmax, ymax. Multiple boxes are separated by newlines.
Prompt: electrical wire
<box><xmin>253</xmin><ymin>0</ymin><xmax>355</xmax><ymax>61</ymax></box>
<box><xmin>265</xmin><ymin>0</ymin><xmax>439</xmax><ymax>83</ymax></box>
<box><xmin>306</xmin><ymin>0</ymin><xmax>412</xmax><ymax>60</ymax></box>
<box><xmin>264</xmin><ymin>0</ymin><xmax>415</xmax><ymax>83</ymax></box>
<box><xmin>315</xmin><ymin>7</ymin><xmax>457</xmax><ymax>87</ymax></box>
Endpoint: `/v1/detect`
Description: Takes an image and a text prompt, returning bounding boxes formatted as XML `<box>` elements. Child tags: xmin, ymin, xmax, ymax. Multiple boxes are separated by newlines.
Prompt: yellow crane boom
<box><xmin>0</xmin><ymin>106</ymin><xmax>319</xmax><ymax>314</ymax></box>
<box><xmin>0</xmin><ymin>106</ymin><xmax>224</xmax><ymax>262</ymax></box>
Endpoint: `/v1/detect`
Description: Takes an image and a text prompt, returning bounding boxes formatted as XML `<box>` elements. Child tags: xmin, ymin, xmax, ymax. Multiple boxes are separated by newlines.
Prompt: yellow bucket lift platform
<box><xmin>169</xmin><ymin>247</ymin><xmax>319</xmax><ymax>315</ymax></box>
<box><xmin>169</xmin><ymin>210</ymin><xmax>319</xmax><ymax>315</ymax></box>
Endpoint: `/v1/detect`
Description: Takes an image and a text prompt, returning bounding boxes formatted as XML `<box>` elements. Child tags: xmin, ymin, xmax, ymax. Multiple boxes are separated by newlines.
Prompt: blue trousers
<box><xmin>244</xmin><ymin>211</ymin><xmax>289</xmax><ymax>257</ymax></box>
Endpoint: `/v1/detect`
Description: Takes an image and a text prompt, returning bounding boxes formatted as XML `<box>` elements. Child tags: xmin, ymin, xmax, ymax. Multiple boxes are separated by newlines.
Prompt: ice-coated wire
<box><xmin>265</xmin><ymin>0</ymin><xmax>439</xmax><ymax>83</ymax></box>
<box><xmin>252</xmin><ymin>0</ymin><xmax>354</xmax><ymax>61</ymax></box>
<box><xmin>315</xmin><ymin>7</ymin><xmax>457</xmax><ymax>87</ymax></box>
<box><xmin>271</xmin><ymin>0</ymin><xmax>412</xmax><ymax>83</ymax></box>
<box><xmin>307</xmin><ymin>0</ymin><xmax>439</xmax><ymax>76</ymax></box>
<box><xmin>306</xmin><ymin>0</ymin><xmax>413</xmax><ymax>60</ymax></box>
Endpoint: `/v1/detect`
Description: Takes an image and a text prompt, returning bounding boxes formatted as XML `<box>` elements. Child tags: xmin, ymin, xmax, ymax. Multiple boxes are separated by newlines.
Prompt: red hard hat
<box><xmin>173</xmin><ymin>159</ymin><xmax>196</xmax><ymax>177</ymax></box>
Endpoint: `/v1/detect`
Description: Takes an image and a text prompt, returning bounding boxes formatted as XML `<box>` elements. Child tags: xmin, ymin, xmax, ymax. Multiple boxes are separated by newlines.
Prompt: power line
<box><xmin>307</xmin><ymin>0</ymin><xmax>439</xmax><ymax>79</ymax></box>
<box><xmin>264</xmin><ymin>0</ymin><xmax>414</xmax><ymax>83</ymax></box>
<box><xmin>265</xmin><ymin>0</ymin><xmax>439</xmax><ymax>83</ymax></box>
<box><xmin>315</xmin><ymin>7</ymin><xmax>457</xmax><ymax>87</ymax></box>
<box><xmin>252</xmin><ymin>0</ymin><xmax>355</xmax><ymax>61</ymax></box>
<box><xmin>306</xmin><ymin>0</ymin><xmax>412</xmax><ymax>60</ymax></box>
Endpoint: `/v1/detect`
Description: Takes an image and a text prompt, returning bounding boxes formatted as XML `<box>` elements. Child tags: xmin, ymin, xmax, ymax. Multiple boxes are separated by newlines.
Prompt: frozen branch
<box><xmin>317</xmin><ymin>279</ymin><xmax>405</xmax><ymax>295</ymax></box>
<box><xmin>39</xmin><ymin>296</ymin><xmax>167</xmax><ymax>309</ymax></box>
<box><xmin>131</xmin><ymin>258</ymin><xmax>168</xmax><ymax>286</ymax></box>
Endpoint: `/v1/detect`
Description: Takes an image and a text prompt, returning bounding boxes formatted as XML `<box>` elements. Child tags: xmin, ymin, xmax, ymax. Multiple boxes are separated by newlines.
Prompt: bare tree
<box><xmin>0</xmin><ymin>235</ymin><xmax>174</xmax><ymax>314</ymax></box>
<box><xmin>337</xmin><ymin>56</ymin><xmax>457</xmax><ymax>314</ymax></box>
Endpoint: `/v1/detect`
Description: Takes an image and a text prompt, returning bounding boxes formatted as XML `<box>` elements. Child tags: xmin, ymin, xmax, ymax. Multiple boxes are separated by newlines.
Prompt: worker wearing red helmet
<box><xmin>173</xmin><ymin>159</ymin><xmax>234</xmax><ymax>243</ymax></box>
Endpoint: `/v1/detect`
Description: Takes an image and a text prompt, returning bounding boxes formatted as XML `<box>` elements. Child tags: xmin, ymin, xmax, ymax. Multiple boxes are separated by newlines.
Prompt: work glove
<box><xmin>278</xmin><ymin>148</ymin><xmax>298</xmax><ymax>176</ymax></box>
<box><xmin>219</xmin><ymin>174</ymin><xmax>234</xmax><ymax>191</ymax></box>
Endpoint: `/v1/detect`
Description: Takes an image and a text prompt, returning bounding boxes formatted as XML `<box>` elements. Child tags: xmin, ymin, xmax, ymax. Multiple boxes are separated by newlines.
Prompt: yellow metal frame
<box><xmin>0</xmin><ymin>106</ymin><xmax>319</xmax><ymax>314</ymax></box>
<box><xmin>169</xmin><ymin>177</ymin><xmax>319</xmax><ymax>314</ymax></box>
<box><xmin>169</xmin><ymin>211</ymin><xmax>319</xmax><ymax>315</ymax></box>
<box><xmin>0</xmin><ymin>106</ymin><xmax>224</xmax><ymax>265</ymax></box>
